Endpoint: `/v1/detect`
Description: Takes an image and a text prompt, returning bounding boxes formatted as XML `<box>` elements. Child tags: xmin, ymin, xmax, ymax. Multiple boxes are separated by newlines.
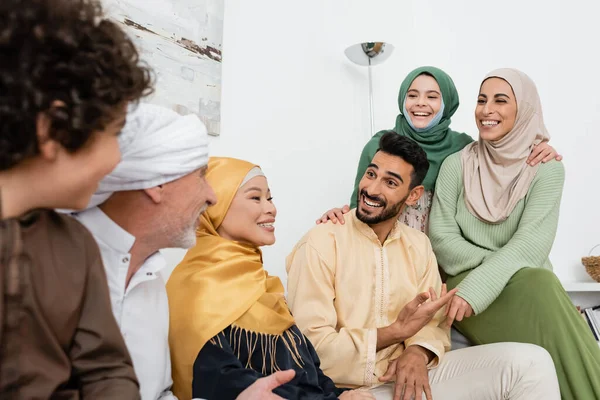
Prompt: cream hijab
<box><xmin>461</xmin><ymin>68</ymin><xmax>550</xmax><ymax>223</ymax></box>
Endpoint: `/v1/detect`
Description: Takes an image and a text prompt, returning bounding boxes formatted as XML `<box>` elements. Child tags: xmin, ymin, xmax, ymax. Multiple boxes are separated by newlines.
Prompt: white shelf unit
<box><xmin>561</xmin><ymin>281</ymin><xmax>600</xmax><ymax>292</ymax></box>
<box><xmin>562</xmin><ymin>282</ymin><xmax>600</xmax><ymax>348</ymax></box>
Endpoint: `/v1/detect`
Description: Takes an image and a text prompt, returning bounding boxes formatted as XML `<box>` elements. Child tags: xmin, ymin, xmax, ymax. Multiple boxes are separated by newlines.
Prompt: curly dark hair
<box><xmin>0</xmin><ymin>0</ymin><xmax>153</xmax><ymax>170</ymax></box>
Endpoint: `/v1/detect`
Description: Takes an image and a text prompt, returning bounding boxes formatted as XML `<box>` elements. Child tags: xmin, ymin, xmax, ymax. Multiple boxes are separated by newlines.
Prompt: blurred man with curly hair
<box><xmin>0</xmin><ymin>0</ymin><xmax>152</xmax><ymax>397</ymax></box>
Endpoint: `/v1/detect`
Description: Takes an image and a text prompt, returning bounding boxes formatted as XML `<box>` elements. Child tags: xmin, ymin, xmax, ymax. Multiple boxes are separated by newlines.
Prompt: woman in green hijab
<box><xmin>316</xmin><ymin>66</ymin><xmax>560</xmax><ymax>233</ymax></box>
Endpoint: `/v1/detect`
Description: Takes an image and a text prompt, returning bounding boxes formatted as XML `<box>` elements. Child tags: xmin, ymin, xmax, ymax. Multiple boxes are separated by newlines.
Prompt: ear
<box><xmin>143</xmin><ymin>186</ymin><xmax>163</xmax><ymax>204</ymax></box>
<box><xmin>404</xmin><ymin>185</ymin><xmax>424</xmax><ymax>206</ymax></box>
<box><xmin>37</xmin><ymin>100</ymin><xmax>68</xmax><ymax>161</ymax></box>
<box><xmin>36</xmin><ymin>112</ymin><xmax>59</xmax><ymax>161</ymax></box>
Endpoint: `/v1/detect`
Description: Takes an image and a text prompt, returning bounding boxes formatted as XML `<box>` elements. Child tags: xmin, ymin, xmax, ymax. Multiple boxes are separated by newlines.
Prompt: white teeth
<box><xmin>482</xmin><ymin>120</ymin><xmax>499</xmax><ymax>126</ymax></box>
<box><xmin>258</xmin><ymin>223</ymin><xmax>274</xmax><ymax>228</ymax></box>
<box><xmin>364</xmin><ymin>199</ymin><xmax>382</xmax><ymax>207</ymax></box>
<box><xmin>413</xmin><ymin>112</ymin><xmax>429</xmax><ymax>116</ymax></box>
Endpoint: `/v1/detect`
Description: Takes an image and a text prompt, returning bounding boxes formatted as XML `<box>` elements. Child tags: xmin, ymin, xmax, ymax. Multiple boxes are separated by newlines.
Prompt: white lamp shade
<box><xmin>344</xmin><ymin>42</ymin><xmax>394</xmax><ymax>66</ymax></box>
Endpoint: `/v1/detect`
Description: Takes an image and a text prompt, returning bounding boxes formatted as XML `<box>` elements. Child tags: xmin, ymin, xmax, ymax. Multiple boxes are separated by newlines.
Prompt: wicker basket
<box><xmin>582</xmin><ymin>244</ymin><xmax>600</xmax><ymax>283</ymax></box>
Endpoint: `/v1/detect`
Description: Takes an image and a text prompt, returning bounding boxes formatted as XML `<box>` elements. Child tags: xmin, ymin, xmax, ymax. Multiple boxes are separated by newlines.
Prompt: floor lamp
<box><xmin>344</xmin><ymin>42</ymin><xmax>394</xmax><ymax>137</ymax></box>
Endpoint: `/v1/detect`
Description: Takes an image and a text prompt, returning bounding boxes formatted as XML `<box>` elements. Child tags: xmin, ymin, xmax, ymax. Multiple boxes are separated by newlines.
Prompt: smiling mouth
<box><xmin>257</xmin><ymin>221</ymin><xmax>275</xmax><ymax>232</ymax></box>
<box><xmin>412</xmin><ymin>111</ymin><xmax>431</xmax><ymax>118</ymax></box>
<box><xmin>481</xmin><ymin>120</ymin><xmax>500</xmax><ymax>127</ymax></box>
<box><xmin>362</xmin><ymin>194</ymin><xmax>383</xmax><ymax>208</ymax></box>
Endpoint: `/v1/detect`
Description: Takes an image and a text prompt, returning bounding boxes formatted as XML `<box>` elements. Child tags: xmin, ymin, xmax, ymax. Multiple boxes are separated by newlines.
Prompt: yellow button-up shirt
<box><xmin>286</xmin><ymin>210</ymin><xmax>450</xmax><ymax>388</ymax></box>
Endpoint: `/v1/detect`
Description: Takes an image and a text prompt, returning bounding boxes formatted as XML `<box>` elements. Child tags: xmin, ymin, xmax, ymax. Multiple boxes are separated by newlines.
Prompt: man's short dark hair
<box><xmin>376</xmin><ymin>131</ymin><xmax>429</xmax><ymax>189</ymax></box>
<box><xmin>0</xmin><ymin>0</ymin><xmax>154</xmax><ymax>170</ymax></box>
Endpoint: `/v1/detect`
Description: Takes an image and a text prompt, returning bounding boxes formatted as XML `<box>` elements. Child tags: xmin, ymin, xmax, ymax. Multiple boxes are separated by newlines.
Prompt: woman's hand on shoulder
<box><xmin>316</xmin><ymin>205</ymin><xmax>351</xmax><ymax>225</ymax></box>
<box><xmin>339</xmin><ymin>389</ymin><xmax>376</xmax><ymax>399</ymax></box>
<box><xmin>527</xmin><ymin>142</ymin><xmax>563</xmax><ymax>166</ymax></box>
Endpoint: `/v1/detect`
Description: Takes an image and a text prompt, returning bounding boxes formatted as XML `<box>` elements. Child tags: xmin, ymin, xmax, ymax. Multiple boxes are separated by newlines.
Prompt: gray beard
<box><xmin>168</xmin><ymin>223</ymin><xmax>197</xmax><ymax>249</ymax></box>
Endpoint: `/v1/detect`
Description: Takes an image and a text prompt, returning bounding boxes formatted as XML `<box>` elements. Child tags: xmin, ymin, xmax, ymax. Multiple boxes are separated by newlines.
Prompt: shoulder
<box><xmin>449</xmin><ymin>131</ymin><xmax>475</xmax><ymax>146</ymax></box>
<box><xmin>438</xmin><ymin>151</ymin><xmax>463</xmax><ymax>180</ymax></box>
<box><xmin>42</xmin><ymin>210</ymin><xmax>96</xmax><ymax>244</ymax></box>
<box><xmin>526</xmin><ymin>160</ymin><xmax>565</xmax><ymax>201</ymax></box>
<box><xmin>23</xmin><ymin>211</ymin><xmax>102</xmax><ymax>281</ymax></box>
<box><xmin>293</xmin><ymin>218</ymin><xmax>348</xmax><ymax>252</ymax></box>
<box><xmin>396</xmin><ymin>224</ymin><xmax>436</xmax><ymax>277</ymax></box>
<box><xmin>372</xmin><ymin>129</ymin><xmax>388</xmax><ymax>141</ymax></box>
<box><xmin>535</xmin><ymin>159</ymin><xmax>565</xmax><ymax>181</ymax></box>
<box><xmin>360</xmin><ymin>131</ymin><xmax>387</xmax><ymax>154</ymax></box>
<box><xmin>287</xmin><ymin>215</ymin><xmax>354</xmax><ymax>267</ymax></box>
<box><xmin>398</xmin><ymin>223</ymin><xmax>434</xmax><ymax>256</ymax></box>
<box><xmin>47</xmin><ymin>210</ymin><xmax>102</xmax><ymax>259</ymax></box>
<box><xmin>441</xmin><ymin>151</ymin><xmax>463</xmax><ymax>168</ymax></box>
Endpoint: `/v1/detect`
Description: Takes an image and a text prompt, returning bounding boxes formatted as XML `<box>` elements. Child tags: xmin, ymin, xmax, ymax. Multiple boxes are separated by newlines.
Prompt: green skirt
<box><xmin>447</xmin><ymin>267</ymin><xmax>600</xmax><ymax>400</ymax></box>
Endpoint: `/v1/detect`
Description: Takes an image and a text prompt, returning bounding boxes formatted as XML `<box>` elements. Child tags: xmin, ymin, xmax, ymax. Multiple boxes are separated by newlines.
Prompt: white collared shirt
<box><xmin>74</xmin><ymin>208</ymin><xmax>176</xmax><ymax>400</ymax></box>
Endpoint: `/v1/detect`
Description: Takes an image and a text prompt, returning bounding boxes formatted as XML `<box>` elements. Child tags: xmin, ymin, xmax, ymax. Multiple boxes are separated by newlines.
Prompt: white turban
<box><xmin>87</xmin><ymin>103</ymin><xmax>209</xmax><ymax>208</ymax></box>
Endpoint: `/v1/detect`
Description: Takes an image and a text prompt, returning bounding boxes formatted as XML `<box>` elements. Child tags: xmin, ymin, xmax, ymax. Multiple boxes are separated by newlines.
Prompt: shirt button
<box><xmin>146</xmin><ymin>272</ymin><xmax>153</xmax><ymax>276</ymax></box>
<box><xmin>122</xmin><ymin>257</ymin><xmax>129</xmax><ymax>263</ymax></box>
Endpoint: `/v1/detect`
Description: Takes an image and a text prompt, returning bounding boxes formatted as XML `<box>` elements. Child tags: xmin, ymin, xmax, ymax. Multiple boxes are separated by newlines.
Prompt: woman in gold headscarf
<box><xmin>167</xmin><ymin>157</ymin><xmax>374</xmax><ymax>400</ymax></box>
<box><xmin>429</xmin><ymin>69</ymin><xmax>600</xmax><ymax>399</ymax></box>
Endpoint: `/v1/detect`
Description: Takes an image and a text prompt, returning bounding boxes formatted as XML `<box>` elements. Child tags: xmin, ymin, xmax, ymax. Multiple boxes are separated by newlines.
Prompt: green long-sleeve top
<box><xmin>429</xmin><ymin>152</ymin><xmax>565</xmax><ymax>315</ymax></box>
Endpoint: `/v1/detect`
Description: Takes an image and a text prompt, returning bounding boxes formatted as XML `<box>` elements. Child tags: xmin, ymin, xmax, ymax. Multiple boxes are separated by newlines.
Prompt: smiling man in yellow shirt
<box><xmin>286</xmin><ymin>131</ymin><xmax>560</xmax><ymax>400</ymax></box>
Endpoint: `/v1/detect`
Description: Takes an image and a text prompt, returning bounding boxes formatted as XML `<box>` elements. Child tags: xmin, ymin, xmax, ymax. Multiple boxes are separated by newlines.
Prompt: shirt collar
<box><xmin>74</xmin><ymin>207</ymin><xmax>136</xmax><ymax>254</ymax></box>
<box><xmin>75</xmin><ymin>207</ymin><xmax>169</xmax><ymax>276</ymax></box>
<box><xmin>142</xmin><ymin>251</ymin><xmax>168</xmax><ymax>274</ymax></box>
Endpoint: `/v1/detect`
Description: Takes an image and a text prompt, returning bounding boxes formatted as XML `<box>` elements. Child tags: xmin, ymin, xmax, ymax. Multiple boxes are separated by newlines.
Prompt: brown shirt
<box><xmin>0</xmin><ymin>210</ymin><xmax>140</xmax><ymax>399</ymax></box>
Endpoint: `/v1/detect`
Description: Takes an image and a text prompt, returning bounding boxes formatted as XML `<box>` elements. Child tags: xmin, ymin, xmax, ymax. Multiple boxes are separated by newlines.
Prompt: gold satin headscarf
<box><xmin>166</xmin><ymin>157</ymin><xmax>296</xmax><ymax>400</ymax></box>
<box><xmin>461</xmin><ymin>68</ymin><xmax>550</xmax><ymax>223</ymax></box>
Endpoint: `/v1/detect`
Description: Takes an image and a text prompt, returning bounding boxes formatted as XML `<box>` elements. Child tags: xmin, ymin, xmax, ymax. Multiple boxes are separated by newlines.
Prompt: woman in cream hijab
<box><xmin>429</xmin><ymin>69</ymin><xmax>600</xmax><ymax>399</ymax></box>
<box><xmin>167</xmin><ymin>157</ymin><xmax>374</xmax><ymax>400</ymax></box>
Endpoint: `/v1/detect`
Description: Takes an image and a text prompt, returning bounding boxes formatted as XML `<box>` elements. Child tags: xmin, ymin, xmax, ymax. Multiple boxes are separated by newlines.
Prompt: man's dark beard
<box><xmin>356</xmin><ymin>189</ymin><xmax>407</xmax><ymax>225</ymax></box>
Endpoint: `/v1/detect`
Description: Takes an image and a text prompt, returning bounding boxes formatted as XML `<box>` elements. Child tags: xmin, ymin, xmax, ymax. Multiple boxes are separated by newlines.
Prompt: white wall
<box><xmin>163</xmin><ymin>0</ymin><xmax>600</xmax><ymax>289</ymax></box>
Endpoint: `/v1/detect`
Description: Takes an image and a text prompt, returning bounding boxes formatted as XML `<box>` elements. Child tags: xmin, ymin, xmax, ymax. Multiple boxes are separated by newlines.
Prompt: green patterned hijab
<box><xmin>394</xmin><ymin>66</ymin><xmax>473</xmax><ymax>190</ymax></box>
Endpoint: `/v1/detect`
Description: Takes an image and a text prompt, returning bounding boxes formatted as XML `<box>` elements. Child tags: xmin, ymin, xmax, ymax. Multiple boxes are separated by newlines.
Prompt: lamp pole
<box><xmin>344</xmin><ymin>42</ymin><xmax>394</xmax><ymax>137</ymax></box>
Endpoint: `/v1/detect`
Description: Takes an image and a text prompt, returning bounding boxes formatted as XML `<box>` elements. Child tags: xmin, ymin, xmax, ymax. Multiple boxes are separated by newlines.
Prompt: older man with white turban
<box><xmin>71</xmin><ymin>103</ymin><xmax>216</xmax><ymax>400</ymax></box>
<box><xmin>72</xmin><ymin>103</ymin><xmax>297</xmax><ymax>400</ymax></box>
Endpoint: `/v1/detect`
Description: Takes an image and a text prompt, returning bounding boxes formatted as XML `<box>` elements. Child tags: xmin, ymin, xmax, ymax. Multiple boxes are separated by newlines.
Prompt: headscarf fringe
<box><xmin>223</xmin><ymin>323</ymin><xmax>305</xmax><ymax>375</ymax></box>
